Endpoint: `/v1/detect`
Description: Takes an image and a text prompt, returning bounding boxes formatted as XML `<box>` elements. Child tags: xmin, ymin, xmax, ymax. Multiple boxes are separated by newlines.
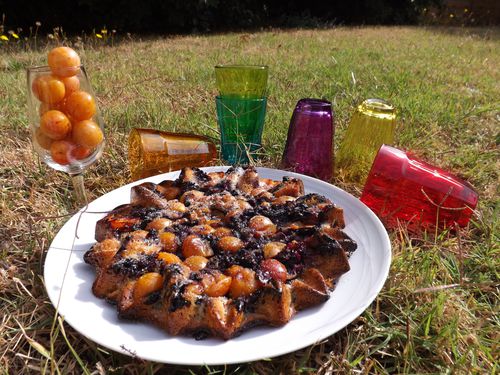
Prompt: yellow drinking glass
<box><xmin>336</xmin><ymin>98</ymin><xmax>397</xmax><ymax>183</ymax></box>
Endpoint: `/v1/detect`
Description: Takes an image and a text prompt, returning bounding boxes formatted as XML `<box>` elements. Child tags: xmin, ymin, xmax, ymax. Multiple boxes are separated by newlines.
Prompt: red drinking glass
<box><xmin>360</xmin><ymin>145</ymin><xmax>478</xmax><ymax>232</ymax></box>
<box><xmin>281</xmin><ymin>98</ymin><xmax>334</xmax><ymax>181</ymax></box>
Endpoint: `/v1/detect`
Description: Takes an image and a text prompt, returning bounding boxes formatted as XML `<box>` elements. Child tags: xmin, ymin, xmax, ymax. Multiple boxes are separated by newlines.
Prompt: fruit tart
<box><xmin>84</xmin><ymin>166</ymin><xmax>357</xmax><ymax>340</ymax></box>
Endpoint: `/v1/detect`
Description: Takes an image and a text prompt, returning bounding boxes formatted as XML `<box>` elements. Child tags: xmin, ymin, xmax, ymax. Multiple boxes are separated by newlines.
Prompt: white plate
<box><xmin>44</xmin><ymin>166</ymin><xmax>391</xmax><ymax>365</ymax></box>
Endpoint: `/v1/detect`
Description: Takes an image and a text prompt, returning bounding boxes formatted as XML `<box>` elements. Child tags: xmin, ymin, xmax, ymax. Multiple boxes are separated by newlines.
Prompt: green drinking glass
<box><xmin>215</xmin><ymin>65</ymin><xmax>268</xmax><ymax>98</ymax></box>
<box><xmin>216</xmin><ymin>96</ymin><xmax>267</xmax><ymax>164</ymax></box>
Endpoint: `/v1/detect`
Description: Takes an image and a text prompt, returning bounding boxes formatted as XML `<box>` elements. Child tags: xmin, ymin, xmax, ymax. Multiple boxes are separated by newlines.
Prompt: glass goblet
<box><xmin>27</xmin><ymin>65</ymin><xmax>105</xmax><ymax>205</ymax></box>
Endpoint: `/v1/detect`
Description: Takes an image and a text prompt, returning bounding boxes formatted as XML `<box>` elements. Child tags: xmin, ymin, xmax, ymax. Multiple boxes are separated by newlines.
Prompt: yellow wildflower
<box><xmin>96</xmin><ymin>33</ymin><xmax>103</xmax><ymax>39</ymax></box>
<box><xmin>101</xmin><ymin>28</ymin><xmax>107</xmax><ymax>35</ymax></box>
<box><xmin>0</xmin><ymin>35</ymin><xmax>8</xmax><ymax>41</ymax></box>
<box><xmin>11</xmin><ymin>33</ymin><xmax>19</xmax><ymax>39</ymax></box>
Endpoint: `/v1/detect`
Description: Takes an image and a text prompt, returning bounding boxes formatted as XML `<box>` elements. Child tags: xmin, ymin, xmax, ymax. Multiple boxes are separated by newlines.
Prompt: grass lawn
<box><xmin>0</xmin><ymin>26</ymin><xmax>498</xmax><ymax>374</ymax></box>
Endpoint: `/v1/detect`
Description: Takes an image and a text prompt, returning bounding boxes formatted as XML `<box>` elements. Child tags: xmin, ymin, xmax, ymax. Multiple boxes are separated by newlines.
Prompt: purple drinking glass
<box><xmin>281</xmin><ymin>98</ymin><xmax>334</xmax><ymax>181</ymax></box>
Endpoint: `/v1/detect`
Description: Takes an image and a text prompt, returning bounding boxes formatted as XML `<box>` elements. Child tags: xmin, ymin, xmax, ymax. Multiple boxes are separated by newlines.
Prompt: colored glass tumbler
<box><xmin>215</xmin><ymin>65</ymin><xmax>268</xmax><ymax>98</ymax></box>
<box><xmin>360</xmin><ymin>145</ymin><xmax>478</xmax><ymax>232</ymax></box>
<box><xmin>128</xmin><ymin>128</ymin><xmax>217</xmax><ymax>181</ymax></box>
<box><xmin>216</xmin><ymin>96</ymin><xmax>267</xmax><ymax>164</ymax></box>
<box><xmin>281</xmin><ymin>98</ymin><xmax>334</xmax><ymax>181</ymax></box>
<box><xmin>336</xmin><ymin>98</ymin><xmax>397</xmax><ymax>182</ymax></box>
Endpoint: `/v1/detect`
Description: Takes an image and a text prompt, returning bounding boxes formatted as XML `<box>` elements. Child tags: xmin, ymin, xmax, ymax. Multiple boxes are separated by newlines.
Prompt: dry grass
<box><xmin>0</xmin><ymin>26</ymin><xmax>499</xmax><ymax>374</ymax></box>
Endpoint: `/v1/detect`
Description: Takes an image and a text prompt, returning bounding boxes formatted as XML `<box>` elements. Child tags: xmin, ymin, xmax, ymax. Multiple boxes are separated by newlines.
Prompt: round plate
<box><xmin>44</xmin><ymin>166</ymin><xmax>391</xmax><ymax>365</ymax></box>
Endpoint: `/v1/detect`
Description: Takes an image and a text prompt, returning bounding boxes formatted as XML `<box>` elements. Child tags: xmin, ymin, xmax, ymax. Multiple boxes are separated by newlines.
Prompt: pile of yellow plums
<box><xmin>32</xmin><ymin>47</ymin><xmax>104</xmax><ymax>165</ymax></box>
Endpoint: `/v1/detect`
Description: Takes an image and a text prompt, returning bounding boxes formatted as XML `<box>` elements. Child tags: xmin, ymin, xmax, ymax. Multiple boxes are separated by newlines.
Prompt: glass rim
<box><xmin>361</xmin><ymin>144</ymin><xmax>397</xmax><ymax>196</ymax></box>
<box><xmin>358</xmin><ymin>98</ymin><xmax>396</xmax><ymax>118</ymax></box>
<box><xmin>368</xmin><ymin>144</ymin><xmax>405</xmax><ymax>173</ymax></box>
<box><xmin>26</xmin><ymin>64</ymin><xmax>86</xmax><ymax>73</ymax></box>
<box><xmin>214</xmin><ymin>64</ymin><xmax>268</xmax><ymax>70</ymax></box>
<box><xmin>297</xmin><ymin>98</ymin><xmax>331</xmax><ymax>107</ymax></box>
<box><xmin>215</xmin><ymin>95</ymin><xmax>267</xmax><ymax>102</ymax></box>
<box><xmin>363</xmin><ymin>98</ymin><xmax>394</xmax><ymax>110</ymax></box>
<box><xmin>130</xmin><ymin>127</ymin><xmax>214</xmax><ymax>141</ymax></box>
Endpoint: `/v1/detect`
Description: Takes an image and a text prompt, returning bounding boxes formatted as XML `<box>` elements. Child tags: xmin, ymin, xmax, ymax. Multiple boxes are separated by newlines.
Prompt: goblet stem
<box><xmin>71</xmin><ymin>173</ymin><xmax>88</xmax><ymax>205</ymax></box>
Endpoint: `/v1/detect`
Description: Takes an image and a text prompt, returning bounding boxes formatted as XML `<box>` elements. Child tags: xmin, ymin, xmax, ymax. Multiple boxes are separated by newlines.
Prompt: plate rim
<box><xmin>44</xmin><ymin>166</ymin><xmax>392</xmax><ymax>365</ymax></box>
